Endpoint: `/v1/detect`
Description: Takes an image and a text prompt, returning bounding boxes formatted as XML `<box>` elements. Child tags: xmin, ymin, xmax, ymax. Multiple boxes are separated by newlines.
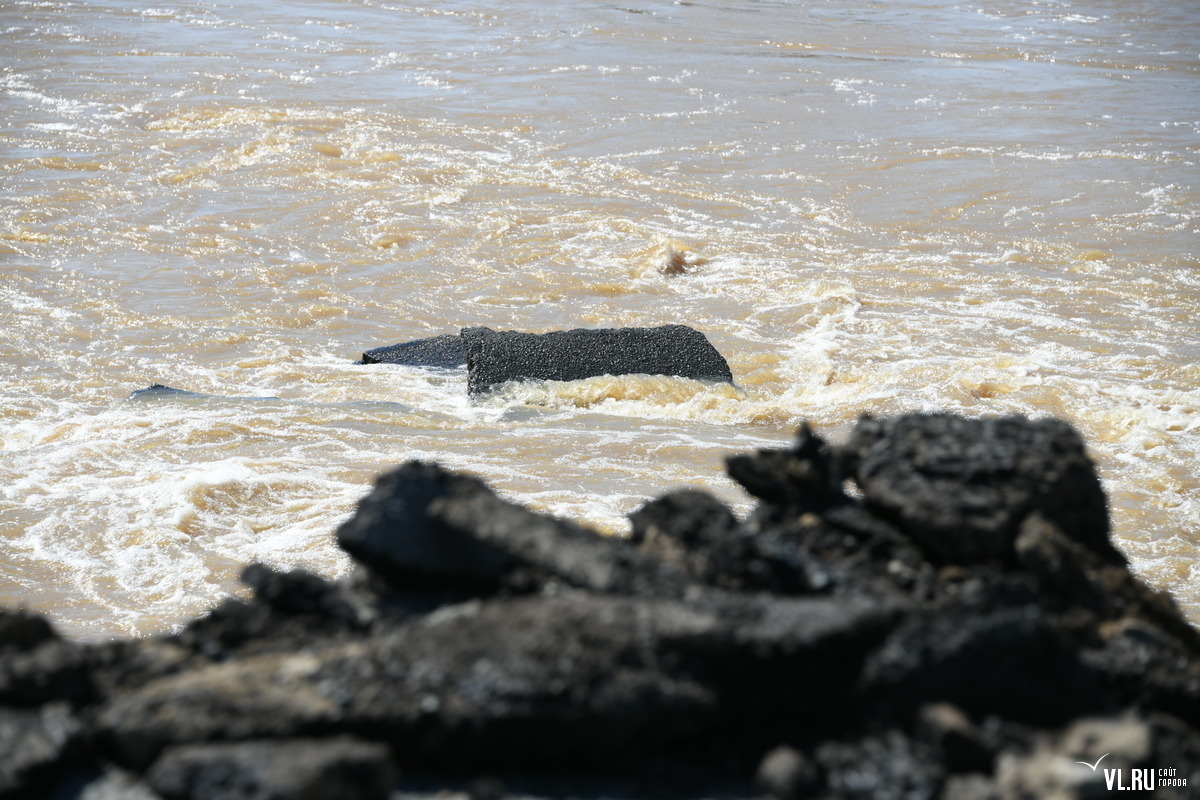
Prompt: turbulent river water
<box><xmin>1</xmin><ymin>0</ymin><xmax>1197</xmax><ymax>640</ymax></box>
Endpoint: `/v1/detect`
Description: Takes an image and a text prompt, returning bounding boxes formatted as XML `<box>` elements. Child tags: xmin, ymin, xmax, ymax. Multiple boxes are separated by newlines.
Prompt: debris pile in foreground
<box><xmin>2</xmin><ymin>413</ymin><xmax>1198</xmax><ymax>800</ymax></box>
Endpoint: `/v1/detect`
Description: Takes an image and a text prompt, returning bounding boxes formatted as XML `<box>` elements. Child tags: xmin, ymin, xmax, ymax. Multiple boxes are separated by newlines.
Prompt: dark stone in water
<box><xmin>127</xmin><ymin>384</ymin><xmax>206</xmax><ymax>400</ymax></box>
<box><xmin>360</xmin><ymin>334</ymin><xmax>466</xmax><ymax>367</ymax></box>
<box><xmin>7</xmin><ymin>413</ymin><xmax>1200</xmax><ymax>800</ymax></box>
<box><xmin>461</xmin><ymin>324</ymin><xmax>734</xmax><ymax>394</ymax></box>
<box><xmin>126</xmin><ymin>385</ymin><xmax>280</xmax><ymax>404</ymax></box>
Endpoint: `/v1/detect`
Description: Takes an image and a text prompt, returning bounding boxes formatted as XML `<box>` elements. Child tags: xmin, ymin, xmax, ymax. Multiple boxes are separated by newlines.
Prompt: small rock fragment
<box><xmin>726</xmin><ymin>423</ymin><xmax>844</xmax><ymax>513</ymax></box>
<box><xmin>916</xmin><ymin>703</ymin><xmax>993</xmax><ymax>774</ymax></box>
<box><xmin>145</xmin><ymin>738</ymin><xmax>394</xmax><ymax>800</ymax></box>
<box><xmin>755</xmin><ymin>745</ymin><xmax>819</xmax><ymax>800</ymax></box>
<box><xmin>241</xmin><ymin>563</ymin><xmax>369</xmax><ymax>628</ymax></box>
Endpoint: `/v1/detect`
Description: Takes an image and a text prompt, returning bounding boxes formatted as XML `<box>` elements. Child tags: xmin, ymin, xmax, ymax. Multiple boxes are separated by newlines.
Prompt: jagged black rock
<box><xmin>2</xmin><ymin>413</ymin><xmax>1198</xmax><ymax>800</ymax></box>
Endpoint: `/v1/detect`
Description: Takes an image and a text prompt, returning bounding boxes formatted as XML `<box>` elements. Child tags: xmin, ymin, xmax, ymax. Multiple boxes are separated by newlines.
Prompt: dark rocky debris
<box><xmin>357</xmin><ymin>325</ymin><xmax>734</xmax><ymax>396</ymax></box>
<box><xmin>841</xmin><ymin>415</ymin><xmax>1122</xmax><ymax>567</ymax></box>
<box><xmin>461</xmin><ymin>325</ymin><xmax>734</xmax><ymax>394</ymax></box>
<box><xmin>3</xmin><ymin>412</ymin><xmax>1199</xmax><ymax>800</ymax></box>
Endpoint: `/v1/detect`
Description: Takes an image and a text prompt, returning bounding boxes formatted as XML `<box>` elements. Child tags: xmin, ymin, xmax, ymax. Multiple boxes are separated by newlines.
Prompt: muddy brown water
<box><xmin>1</xmin><ymin>0</ymin><xmax>1197</xmax><ymax>639</ymax></box>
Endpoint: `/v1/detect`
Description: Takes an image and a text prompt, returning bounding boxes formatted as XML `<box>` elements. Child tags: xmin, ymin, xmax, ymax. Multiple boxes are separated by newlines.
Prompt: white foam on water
<box><xmin>2</xmin><ymin>0</ymin><xmax>1198</xmax><ymax>634</ymax></box>
<box><xmin>0</xmin><ymin>396</ymin><xmax>379</xmax><ymax>637</ymax></box>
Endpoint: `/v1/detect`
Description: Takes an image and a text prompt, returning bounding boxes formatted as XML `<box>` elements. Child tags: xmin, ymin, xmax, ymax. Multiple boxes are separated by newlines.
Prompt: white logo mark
<box><xmin>1075</xmin><ymin>754</ymin><xmax>1109</xmax><ymax>772</ymax></box>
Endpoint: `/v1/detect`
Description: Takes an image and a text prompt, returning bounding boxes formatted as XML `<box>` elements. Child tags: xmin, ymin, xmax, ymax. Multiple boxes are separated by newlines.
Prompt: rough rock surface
<box><xmin>361</xmin><ymin>335</ymin><xmax>467</xmax><ymax>368</ymax></box>
<box><xmin>146</xmin><ymin>738</ymin><xmax>393</xmax><ymax>800</ymax></box>
<box><xmin>4</xmin><ymin>412</ymin><xmax>1199</xmax><ymax>800</ymax></box>
<box><xmin>460</xmin><ymin>325</ymin><xmax>734</xmax><ymax>394</ymax></box>
<box><xmin>0</xmin><ymin>703</ymin><xmax>80</xmax><ymax>796</ymax></box>
<box><xmin>842</xmin><ymin>415</ymin><xmax>1119</xmax><ymax>566</ymax></box>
